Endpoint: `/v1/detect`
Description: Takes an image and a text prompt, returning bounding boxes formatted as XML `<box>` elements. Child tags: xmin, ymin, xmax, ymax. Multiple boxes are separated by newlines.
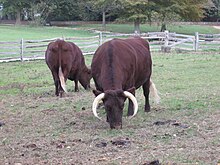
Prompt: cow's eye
<box><xmin>105</xmin><ymin>105</ymin><xmax>112</xmax><ymax>111</ymax></box>
<box><xmin>120</xmin><ymin>103</ymin><xmax>124</xmax><ymax>109</ymax></box>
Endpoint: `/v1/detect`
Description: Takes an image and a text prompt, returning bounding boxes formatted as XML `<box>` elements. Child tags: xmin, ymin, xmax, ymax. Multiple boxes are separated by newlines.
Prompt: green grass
<box><xmin>0</xmin><ymin>52</ymin><xmax>219</xmax><ymax>109</ymax></box>
<box><xmin>152</xmin><ymin>53</ymin><xmax>220</xmax><ymax>111</ymax></box>
<box><xmin>78</xmin><ymin>23</ymin><xmax>220</xmax><ymax>34</ymax></box>
<box><xmin>1</xmin><ymin>23</ymin><xmax>218</xmax><ymax>42</ymax></box>
<box><xmin>0</xmin><ymin>52</ymin><xmax>220</xmax><ymax>164</ymax></box>
<box><xmin>0</xmin><ymin>25</ymin><xmax>94</xmax><ymax>41</ymax></box>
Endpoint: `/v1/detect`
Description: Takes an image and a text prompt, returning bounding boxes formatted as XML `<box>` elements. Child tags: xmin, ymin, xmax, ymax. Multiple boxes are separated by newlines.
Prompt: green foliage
<box><xmin>147</xmin><ymin>0</ymin><xmax>208</xmax><ymax>31</ymax></box>
<box><xmin>93</xmin><ymin>0</ymin><xmax>121</xmax><ymax>12</ymax></box>
<box><xmin>0</xmin><ymin>0</ymin><xmax>30</xmax><ymax>10</ymax></box>
<box><xmin>119</xmin><ymin>0</ymin><xmax>149</xmax><ymax>21</ymax></box>
<box><xmin>46</xmin><ymin>0</ymin><xmax>82</xmax><ymax>21</ymax></box>
<box><xmin>116</xmin><ymin>0</ymin><xmax>154</xmax><ymax>32</ymax></box>
<box><xmin>0</xmin><ymin>0</ymin><xmax>216</xmax><ymax>29</ymax></box>
<box><xmin>175</xmin><ymin>0</ymin><xmax>207</xmax><ymax>21</ymax></box>
<box><xmin>203</xmin><ymin>0</ymin><xmax>220</xmax><ymax>21</ymax></box>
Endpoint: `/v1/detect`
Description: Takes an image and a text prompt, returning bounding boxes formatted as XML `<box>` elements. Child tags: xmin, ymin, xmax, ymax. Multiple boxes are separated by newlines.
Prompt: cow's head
<box><xmin>79</xmin><ymin>67</ymin><xmax>92</xmax><ymax>90</ymax></box>
<box><xmin>92</xmin><ymin>87</ymin><xmax>138</xmax><ymax>129</ymax></box>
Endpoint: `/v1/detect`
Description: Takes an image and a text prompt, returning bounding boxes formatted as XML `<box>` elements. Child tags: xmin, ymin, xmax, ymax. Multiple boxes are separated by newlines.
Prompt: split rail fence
<box><xmin>0</xmin><ymin>31</ymin><xmax>220</xmax><ymax>62</ymax></box>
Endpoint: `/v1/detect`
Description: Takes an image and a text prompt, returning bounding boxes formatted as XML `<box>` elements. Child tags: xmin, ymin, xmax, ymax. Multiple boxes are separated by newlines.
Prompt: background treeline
<box><xmin>0</xmin><ymin>0</ymin><xmax>220</xmax><ymax>31</ymax></box>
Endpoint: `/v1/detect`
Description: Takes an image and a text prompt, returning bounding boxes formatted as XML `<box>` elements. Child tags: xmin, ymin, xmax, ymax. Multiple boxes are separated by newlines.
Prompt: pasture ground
<box><xmin>0</xmin><ymin>52</ymin><xmax>220</xmax><ymax>165</ymax></box>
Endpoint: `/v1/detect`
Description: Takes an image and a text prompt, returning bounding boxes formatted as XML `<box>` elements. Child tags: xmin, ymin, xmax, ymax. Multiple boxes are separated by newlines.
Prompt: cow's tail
<box><xmin>59</xmin><ymin>66</ymin><xmax>67</xmax><ymax>93</ymax></box>
<box><xmin>149</xmin><ymin>79</ymin><xmax>160</xmax><ymax>104</ymax></box>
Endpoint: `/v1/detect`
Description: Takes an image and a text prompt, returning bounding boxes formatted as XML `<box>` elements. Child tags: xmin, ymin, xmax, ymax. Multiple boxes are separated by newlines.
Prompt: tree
<box><xmin>203</xmin><ymin>0</ymin><xmax>220</xmax><ymax>21</ymax></box>
<box><xmin>175</xmin><ymin>0</ymin><xmax>207</xmax><ymax>21</ymax></box>
<box><xmin>149</xmin><ymin>0</ymin><xmax>207</xmax><ymax>31</ymax></box>
<box><xmin>0</xmin><ymin>0</ymin><xmax>34</xmax><ymax>24</ymax></box>
<box><xmin>213</xmin><ymin>0</ymin><xmax>220</xmax><ymax>20</ymax></box>
<box><xmin>118</xmin><ymin>0</ymin><xmax>154</xmax><ymax>33</ymax></box>
<box><xmin>0</xmin><ymin>0</ymin><xmax>86</xmax><ymax>25</ymax></box>
<box><xmin>87</xmin><ymin>0</ymin><xmax>122</xmax><ymax>29</ymax></box>
<box><xmin>149</xmin><ymin>0</ymin><xmax>177</xmax><ymax>31</ymax></box>
<box><xmin>46</xmin><ymin>0</ymin><xmax>82</xmax><ymax>21</ymax></box>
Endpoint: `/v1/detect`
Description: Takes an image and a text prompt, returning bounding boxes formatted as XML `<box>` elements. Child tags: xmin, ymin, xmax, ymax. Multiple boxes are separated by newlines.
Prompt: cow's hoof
<box><xmin>145</xmin><ymin>109</ymin><xmax>151</xmax><ymax>112</ymax></box>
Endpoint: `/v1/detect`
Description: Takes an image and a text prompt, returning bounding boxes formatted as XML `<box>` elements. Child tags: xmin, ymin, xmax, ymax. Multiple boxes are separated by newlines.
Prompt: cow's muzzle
<box><xmin>110</xmin><ymin>123</ymin><xmax>122</xmax><ymax>129</ymax></box>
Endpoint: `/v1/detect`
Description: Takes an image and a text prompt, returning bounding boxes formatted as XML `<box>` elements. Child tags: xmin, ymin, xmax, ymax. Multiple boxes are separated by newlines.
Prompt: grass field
<box><xmin>1</xmin><ymin>23</ymin><xmax>220</xmax><ymax>42</ymax></box>
<box><xmin>78</xmin><ymin>23</ymin><xmax>220</xmax><ymax>34</ymax></box>
<box><xmin>0</xmin><ymin>52</ymin><xmax>219</xmax><ymax>164</ymax></box>
<box><xmin>1</xmin><ymin>23</ymin><xmax>220</xmax><ymax>62</ymax></box>
<box><xmin>0</xmin><ymin>25</ymin><xmax>94</xmax><ymax>41</ymax></box>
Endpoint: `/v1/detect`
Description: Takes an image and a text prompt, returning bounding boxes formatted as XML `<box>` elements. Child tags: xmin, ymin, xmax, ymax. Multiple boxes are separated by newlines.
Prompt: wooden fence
<box><xmin>0</xmin><ymin>31</ymin><xmax>220</xmax><ymax>62</ymax></box>
<box><xmin>198</xmin><ymin>33</ymin><xmax>220</xmax><ymax>51</ymax></box>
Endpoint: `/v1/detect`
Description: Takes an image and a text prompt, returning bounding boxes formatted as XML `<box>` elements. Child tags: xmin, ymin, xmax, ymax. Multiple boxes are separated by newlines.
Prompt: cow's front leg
<box><xmin>127</xmin><ymin>99</ymin><xmax>134</xmax><ymax>116</ymax></box>
<box><xmin>74</xmin><ymin>80</ymin><xmax>79</xmax><ymax>92</ymax></box>
<box><xmin>143</xmin><ymin>80</ymin><xmax>150</xmax><ymax>112</ymax></box>
<box><xmin>127</xmin><ymin>88</ymin><xmax>136</xmax><ymax>116</ymax></box>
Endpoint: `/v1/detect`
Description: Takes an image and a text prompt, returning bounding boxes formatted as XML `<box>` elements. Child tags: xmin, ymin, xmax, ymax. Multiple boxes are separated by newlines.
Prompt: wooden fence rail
<box><xmin>1</xmin><ymin>31</ymin><xmax>220</xmax><ymax>62</ymax></box>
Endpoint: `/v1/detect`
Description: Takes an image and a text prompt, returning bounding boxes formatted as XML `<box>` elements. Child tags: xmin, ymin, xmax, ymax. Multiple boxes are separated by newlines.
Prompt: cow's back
<box><xmin>91</xmin><ymin>37</ymin><xmax>151</xmax><ymax>91</ymax></box>
<box><xmin>124</xmin><ymin>37</ymin><xmax>152</xmax><ymax>88</ymax></box>
<box><xmin>45</xmin><ymin>40</ymin><xmax>74</xmax><ymax>72</ymax></box>
<box><xmin>45</xmin><ymin>42</ymin><xmax>59</xmax><ymax>70</ymax></box>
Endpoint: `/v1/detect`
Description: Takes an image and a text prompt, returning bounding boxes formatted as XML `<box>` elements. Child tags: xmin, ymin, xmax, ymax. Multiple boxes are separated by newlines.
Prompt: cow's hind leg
<box><xmin>143</xmin><ymin>79</ymin><xmax>151</xmax><ymax>112</ymax></box>
<box><xmin>52</xmin><ymin>71</ymin><xmax>60</xmax><ymax>96</ymax></box>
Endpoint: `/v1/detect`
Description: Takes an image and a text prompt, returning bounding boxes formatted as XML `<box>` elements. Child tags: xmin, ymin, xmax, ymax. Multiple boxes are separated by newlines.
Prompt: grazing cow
<box><xmin>45</xmin><ymin>39</ymin><xmax>92</xmax><ymax>97</ymax></box>
<box><xmin>91</xmin><ymin>37</ymin><xmax>160</xmax><ymax>129</ymax></box>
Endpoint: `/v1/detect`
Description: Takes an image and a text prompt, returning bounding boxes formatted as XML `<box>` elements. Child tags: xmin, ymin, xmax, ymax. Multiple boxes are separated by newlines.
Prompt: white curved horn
<box><xmin>92</xmin><ymin>93</ymin><xmax>105</xmax><ymax>120</ymax></box>
<box><xmin>124</xmin><ymin>91</ymin><xmax>138</xmax><ymax>118</ymax></box>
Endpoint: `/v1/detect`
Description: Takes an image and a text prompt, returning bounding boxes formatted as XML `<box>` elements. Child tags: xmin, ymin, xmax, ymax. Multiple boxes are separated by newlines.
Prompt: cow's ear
<box><xmin>126</xmin><ymin>87</ymin><xmax>136</xmax><ymax>95</ymax></box>
<box><xmin>93</xmin><ymin>89</ymin><xmax>102</xmax><ymax>96</ymax></box>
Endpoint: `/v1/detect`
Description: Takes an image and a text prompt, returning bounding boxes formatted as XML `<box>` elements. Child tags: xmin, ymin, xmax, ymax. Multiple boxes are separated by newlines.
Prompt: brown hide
<box><xmin>91</xmin><ymin>37</ymin><xmax>152</xmax><ymax>129</ymax></box>
<box><xmin>45</xmin><ymin>39</ymin><xmax>91</xmax><ymax>97</ymax></box>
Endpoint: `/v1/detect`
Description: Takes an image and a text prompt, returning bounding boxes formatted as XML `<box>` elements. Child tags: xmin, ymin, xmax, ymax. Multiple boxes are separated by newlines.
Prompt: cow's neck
<box><xmin>102</xmin><ymin>78</ymin><xmax>122</xmax><ymax>91</ymax></box>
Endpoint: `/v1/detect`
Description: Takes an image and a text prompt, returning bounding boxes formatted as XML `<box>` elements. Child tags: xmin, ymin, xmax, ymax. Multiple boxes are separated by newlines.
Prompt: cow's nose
<box><xmin>85</xmin><ymin>85</ymin><xmax>91</xmax><ymax>90</ymax></box>
<box><xmin>110</xmin><ymin>124</ymin><xmax>122</xmax><ymax>129</ymax></box>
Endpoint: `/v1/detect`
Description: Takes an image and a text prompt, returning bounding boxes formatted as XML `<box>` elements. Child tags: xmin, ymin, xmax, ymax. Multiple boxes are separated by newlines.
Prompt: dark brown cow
<box><xmin>91</xmin><ymin>37</ymin><xmax>160</xmax><ymax>129</ymax></box>
<box><xmin>45</xmin><ymin>39</ymin><xmax>92</xmax><ymax>97</ymax></box>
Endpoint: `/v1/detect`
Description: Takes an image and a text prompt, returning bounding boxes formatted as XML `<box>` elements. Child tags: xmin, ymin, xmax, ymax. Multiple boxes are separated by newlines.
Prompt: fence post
<box><xmin>161</xmin><ymin>30</ymin><xmax>171</xmax><ymax>53</ymax></box>
<box><xmin>20</xmin><ymin>38</ymin><xmax>24</xmax><ymax>62</ymax></box>
<box><xmin>194</xmin><ymin>32</ymin><xmax>199</xmax><ymax>51</ymax></box>
<box><xmin>164</xmin><ymin>30</ymin><xmax>169</xmax><ymax>47</ymax></box>
<box><xmin>99</xmin><ymin>32</ymin><xmax>103</xmax><ymax>46</ymax></box>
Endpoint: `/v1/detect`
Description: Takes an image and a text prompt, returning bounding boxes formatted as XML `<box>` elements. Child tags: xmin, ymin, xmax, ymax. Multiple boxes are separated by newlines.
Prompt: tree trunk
<box><xmin>102</xmin><ymin>11</ymin><xmax>106</xmax><ymax>30</ymax></box>
<box><xmin>15</xmin><ymin>10</ymin><xmax>21</xmax><ymax>25</ymax></box>
<box><xmin>134</xmin><ymin>19</ymin><xmax>140</xmax><ymax>34</ymax></box>
<box><xmin>160</xmin><ymin>22</ymin><xmax>166</xmax><ymax>32</ymax></box>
